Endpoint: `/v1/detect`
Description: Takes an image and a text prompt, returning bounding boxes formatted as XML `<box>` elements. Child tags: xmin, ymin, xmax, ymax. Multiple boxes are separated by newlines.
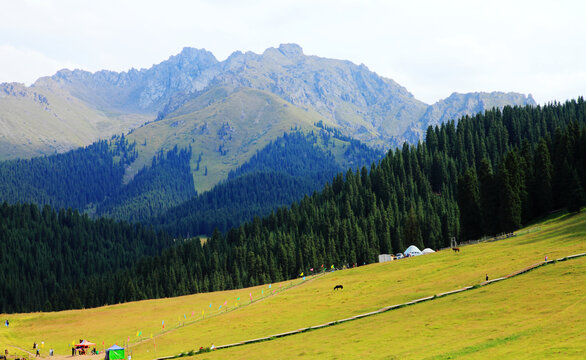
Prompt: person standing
<box><xmin>485</xmin><ymin>274</ymin><xmax>489</xmax><ymax>282</ymax></box>
<box><xmin>36</xmin><ymin>349</ymin><xmax>40</xmax><ymax>357</ymax></box>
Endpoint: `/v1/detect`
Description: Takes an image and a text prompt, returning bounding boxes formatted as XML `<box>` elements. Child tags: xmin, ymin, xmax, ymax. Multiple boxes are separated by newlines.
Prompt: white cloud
<box><xmin>0</xmin><ymin>45</ymin><xmax>82</xmax><ymax>85</ymax></box>
<box><xmin>0</xmin><ymin>0</ymin><xmax>585</xmax><ymax>104</ymax></box>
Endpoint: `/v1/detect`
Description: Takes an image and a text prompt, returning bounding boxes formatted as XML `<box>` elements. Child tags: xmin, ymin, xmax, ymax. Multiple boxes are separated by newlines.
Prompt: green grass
<box><xmin>126</xmin><ymin>86</ymin><xmax>342</xmax><ymax>192</ymax></box>
<box><xmin>1</xmin><ymin>211</ymin><xmax>585</xmax><ymax>359</ymax></box>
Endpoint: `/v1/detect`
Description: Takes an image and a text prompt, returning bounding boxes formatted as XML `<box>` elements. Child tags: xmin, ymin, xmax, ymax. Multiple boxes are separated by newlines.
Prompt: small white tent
<box><xmin>422</xmin><ymin>248</ymin><xmax>435</xmax><ymax>254</ymax></box>
<box><xmin>404</xmin><ymin>245</ymin><xmax>422</xmax><ymax>257</ymax></box>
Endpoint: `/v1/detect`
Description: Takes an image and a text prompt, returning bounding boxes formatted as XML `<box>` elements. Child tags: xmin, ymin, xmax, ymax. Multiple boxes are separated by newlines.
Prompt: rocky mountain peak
<box><xmin>277</xmin><ymin>43</ymin><xmax>304</xmax><ymax>57</ymax></box>
<box><xmin>171</xmin><ymin>47</ymin><xmax>218</xmax><ymax>68</ymax></box>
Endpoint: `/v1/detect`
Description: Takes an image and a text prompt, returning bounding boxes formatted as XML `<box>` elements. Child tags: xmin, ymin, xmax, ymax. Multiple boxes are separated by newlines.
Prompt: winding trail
<box><xmin>155</xmin><ymin>252</ymin><xmax>586</xmax><ymax>359</ymax></box>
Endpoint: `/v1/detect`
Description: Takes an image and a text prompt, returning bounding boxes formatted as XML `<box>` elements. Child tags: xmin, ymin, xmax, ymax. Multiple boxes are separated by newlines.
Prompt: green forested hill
<box><xmin>151</xmin><ymin>131</ymin><xmax>383</xmax><ymax>236</ymax></box>
<box><xmin>0</xmin><ymin>202</ymin><xmax>174</xmax><ymax>313</ymax></box>
<box><xmin>95</xmin><ymin>145</ymin><xmax>196</xmax><ymax>223</ymax></box>
<box><xmin>0</xmin><ymin>136</ymin><xmax>195</xmax><ymax>220</ymax></box>
<box><xmin>0</xmin><ymin>136</ymin><xmax>136</xmax><ymax>210</ymax></box>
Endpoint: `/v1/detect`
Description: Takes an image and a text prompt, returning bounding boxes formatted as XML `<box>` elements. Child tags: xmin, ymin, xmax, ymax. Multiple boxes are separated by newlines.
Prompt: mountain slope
<box><xmin>125</xmin><ymin>85</ymin><xmax>339</xmax><ymax>192</ymax></box>
<box><xmin>151</xmin><ymin>131</ymin><xmax>383</xmax><ymax>236</ymax></box>
<box><xmin>209</xmin><ymin>44</ymin><xmax>428</xmax><ymax>146</ymax></box>
<box><xmin>0</xmin><ymin>82</ymin><xmax>150</xmax><ymax>160</ymax></box>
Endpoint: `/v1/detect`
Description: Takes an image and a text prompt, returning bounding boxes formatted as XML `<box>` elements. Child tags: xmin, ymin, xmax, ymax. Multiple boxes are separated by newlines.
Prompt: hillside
<box><xmin>124</xmin><ymin>86</ymin><xmax>333</xmax><ymax>192</ymax></box>
<box><xmin>1</xmin><ymin>210</ymin><xmax>584</xmax><ymax>359</ymax></box>
<box><xmin>0</xmin><ymin>82</ymin><xmax>150</xmax><ymax>160</ymax></box>
<box><xmin>150</xmin><ymin>131</ymin><xmax>383</xmax><ymax>236</ymax></box>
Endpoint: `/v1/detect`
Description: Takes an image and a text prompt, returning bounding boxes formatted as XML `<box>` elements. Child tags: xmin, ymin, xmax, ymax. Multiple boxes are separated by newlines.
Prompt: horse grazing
<box><xmin>452</xmin><ymin>247</ymin><xmax>460</xmax><ymax>253</ymax></box>
<box><xmin>333</xmin><ymin>285</ymin><xmax>343</xmax><ymax>290</ymax></box>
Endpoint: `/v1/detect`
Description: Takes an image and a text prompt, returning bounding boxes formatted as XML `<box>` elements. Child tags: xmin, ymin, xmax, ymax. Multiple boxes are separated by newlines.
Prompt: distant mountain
<box><xmin>1</xmin><ymin>44</ymin><xmax>534</xmax><ymax>161</ymax></box>
<box><xmin>402</xmin><ymin>91</ymin><xmax>537</xmax><ymax>142</ymax></box>
<box><xmin>40</xmin><ymin>47</ymin><xmax>219</xmax><ymax>114</ymax></box>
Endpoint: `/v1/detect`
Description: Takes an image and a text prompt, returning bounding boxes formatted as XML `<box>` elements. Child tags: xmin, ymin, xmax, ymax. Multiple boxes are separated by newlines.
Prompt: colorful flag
<box><xmin>136</xmin><ymin>331</ymin><xmax>139</xmax><ymax>337</ymax></box>
<box><xmin>223</xmin><ymin>301</ymin><xmax>227</xmax><ymax>305</ymax></box>
<box><xmin>209</xmin><ymin>303</ymin><xmax>212</xmax><ymax>308</ymax></box>
<box><xmin>261</xmin><ymin>289</ymin><xmax>264</xmax><ymax>295</ymax></box>
<box><xmin>310</xmin><ymin>268</ymin><xmax>313</xmax><ymax>271</ymax></box>
<box><xmin>192</xmin><ymin>311</ymin><xmax>194</xmax><ymax>316</ymax></box>
<box><xmin>150</xmin><ymin>334</ymin><xmax>153</xmax><ymax>339</ymax></box>
<box><xmin>303</xmin><ymin>276</ymin><xmax>306</xmax><ymax>280</ymax></box>
<box><xmin>236</xmin><ymin>297</ymin><xmax>240</xmax><ymax>301</ymax></box>
<box><xmin>202</xmin><ymin>310</ymin><xmax>204</xmax><ymax>316</ymax></box>
<box><xmin>331</xmin><ymin>264</ymin><xmax>334</xmax><ymax>269</ymax></box>
<box><xmin>268</xmin><ymin>284</ymin><xmax>272</xmax><ymax>289</ymax></box>
<box><xmin>184</xmin><ymin>314</ymin><xmax>186</xmax><ymax>319</ymax></box>
<box><xmin>219</xmin><ymin>305</ymin><xmax>222</xmax><ymax>309</ymax></box>
<box><xmin>321</xmin><ymin>264</ymin><xmax>324</xmax><ymax>268</ymax></box>
<box><xmin>300</xmin><ymin>272</ymin><xmax>304</xmax><ymax>276</ymax></box>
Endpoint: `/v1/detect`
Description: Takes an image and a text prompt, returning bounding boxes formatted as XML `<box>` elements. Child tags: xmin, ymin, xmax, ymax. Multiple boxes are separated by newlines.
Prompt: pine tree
<box><xmin>457</xmin><ymin>168</ymin><xmax>482</xmax><ymax>241</ymax></box>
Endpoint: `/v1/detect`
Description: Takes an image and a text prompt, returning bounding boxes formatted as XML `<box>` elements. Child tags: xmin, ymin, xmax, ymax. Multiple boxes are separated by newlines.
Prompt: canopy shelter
<box><xmin>422</xmin><ymin>248</ymin><xmax>436</xmax><ymax>254</ymax></box>
<box><xmin>404</xmin><ymin>245</ymin><xmax>423</xmax><ymax>257</ymax></box>
<box><xmin>75</xmin><ymin>340</ymin><xmax>96</xmax><ymax>348</ymax></box>
<box><xmin>105</xmin><ymin>345</ymin><xmax>125</xmax><ymax>360</ymax></box>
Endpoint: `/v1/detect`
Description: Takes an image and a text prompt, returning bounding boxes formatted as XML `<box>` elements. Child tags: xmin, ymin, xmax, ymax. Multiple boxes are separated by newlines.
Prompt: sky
<box><xmin>0</xmin><ymin>0</ymin><xmax>585</xmax><ymax>104</ymax></box>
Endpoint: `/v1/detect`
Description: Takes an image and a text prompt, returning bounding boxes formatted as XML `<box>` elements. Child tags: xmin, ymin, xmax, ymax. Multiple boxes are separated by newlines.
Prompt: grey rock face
<box><xmin>36</xmin><ymin>47</ymin><xmax>219</xmax><ymax>113</ymax></box>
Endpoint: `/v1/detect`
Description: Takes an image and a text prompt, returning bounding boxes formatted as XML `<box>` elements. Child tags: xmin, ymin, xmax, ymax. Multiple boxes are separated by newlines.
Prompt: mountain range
<box><xmin>1</xmin><ymin>44</ymin><xmax>535</xmax><ymax>192</ymax></box>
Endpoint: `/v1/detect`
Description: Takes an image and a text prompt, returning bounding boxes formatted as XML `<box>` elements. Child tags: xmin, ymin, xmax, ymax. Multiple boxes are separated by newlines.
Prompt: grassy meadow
<box><xmin>1</xmin><ymin>210</ymin><xmax>585</xmax><ymax>359</ymax></box>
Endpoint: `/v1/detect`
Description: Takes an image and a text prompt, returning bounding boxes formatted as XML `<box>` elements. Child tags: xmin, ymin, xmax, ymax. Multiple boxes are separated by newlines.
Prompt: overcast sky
<box><xmin>0</xmin><ymin>0</ymin><xmax>584</xmax><ymax>104</ymax></box>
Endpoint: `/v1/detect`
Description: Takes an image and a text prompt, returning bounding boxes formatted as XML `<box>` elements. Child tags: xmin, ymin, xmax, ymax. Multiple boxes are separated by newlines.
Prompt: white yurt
<box><xmin>404</xmin><ymin>245</ymin><xmax>423</xmax><ymax>257</ymax></box>
<box><xmin>422</xmin><ymin>248</ymin><xmax>436</xmax><ymax>254</ymax></box>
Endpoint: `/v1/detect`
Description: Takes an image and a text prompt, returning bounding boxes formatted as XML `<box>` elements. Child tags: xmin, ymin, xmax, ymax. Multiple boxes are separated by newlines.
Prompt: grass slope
<box><xmin>125</xmin><ymin>86</ymin><xmax>342</xmax><ymax>193</ymax></box>
<box><xmin>1</xmin><ymin>211</ymin><xmax>584</xmax><ymax>359</ymax></box>
<box><xmin>0</xmin><ymin>82</ymin><xmax>151</xmax><ymax>160</ymax></box>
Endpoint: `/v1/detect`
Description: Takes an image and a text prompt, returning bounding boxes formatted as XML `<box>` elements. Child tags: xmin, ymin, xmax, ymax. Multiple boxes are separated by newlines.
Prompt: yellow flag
<box><xmin>150</xmin><ymin>334</ymin><xmax>153</xmax><ymax>339</ymax></box>
<box><xmin>136</xmin><ymin>331</ymin><xmax>139</xmax><ymax>337</ymax></box>
<box><xmin>300</xmin><ymin>272</ymin><xmax>304</xmax><ymax>276</ymax></box>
